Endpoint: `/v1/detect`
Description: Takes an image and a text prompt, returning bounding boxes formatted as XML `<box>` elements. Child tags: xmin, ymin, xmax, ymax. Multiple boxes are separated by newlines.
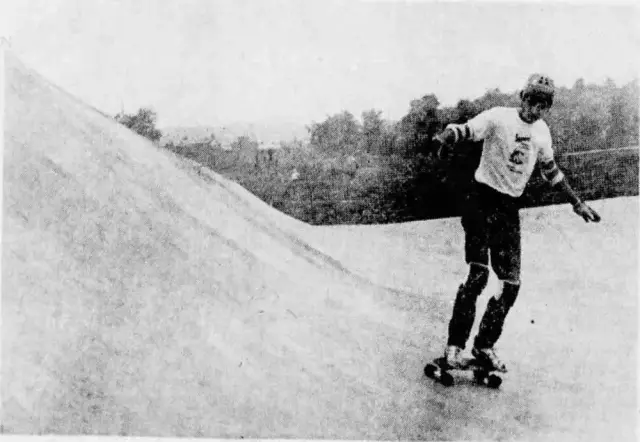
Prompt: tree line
<box><xmin>114</xmin><ymin>77</ymin><xmax>639</xmax><ymax>225</ymax></box>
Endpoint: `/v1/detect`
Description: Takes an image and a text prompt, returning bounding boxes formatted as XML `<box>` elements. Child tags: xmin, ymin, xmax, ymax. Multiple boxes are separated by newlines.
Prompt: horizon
<box><xmin>2</xmin><ymin>0</ymin><xmax>638</xmax><ymax>129</ymax></box>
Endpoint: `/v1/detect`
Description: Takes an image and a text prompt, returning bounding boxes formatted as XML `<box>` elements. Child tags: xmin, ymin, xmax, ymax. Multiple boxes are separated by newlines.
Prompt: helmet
<box><xmin>520</xmin><ymin>73</ymin><xmax>555</xmax><ymax>105</ymax></box>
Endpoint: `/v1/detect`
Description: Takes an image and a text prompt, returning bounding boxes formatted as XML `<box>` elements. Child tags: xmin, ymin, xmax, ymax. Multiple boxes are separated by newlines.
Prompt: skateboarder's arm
<box><xmin>547</xmin><ymin>169</ymin><xmax>580</xmax><ymax>207</ymax></box>
<box><xmin>433</xmin><ymin>108</ymin><xmax>496</xmax><ymax>147</ymax></box>
<box><xmin>541</xmin><ymin>160</ymin><xmax>601</xmax><ymax>222</ymax></box>
<box><xmin>433</xmin><ymin>125</ymin><xmax>465</xmax><ymax>145</ymax></box>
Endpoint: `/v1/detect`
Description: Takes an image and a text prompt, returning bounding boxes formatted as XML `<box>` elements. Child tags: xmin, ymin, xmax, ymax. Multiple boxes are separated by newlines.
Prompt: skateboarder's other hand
<box><xmin>431</xmin><ymin>134</ymin><xmax>450</xmax><ymax>160</ymax></box>
<box><xmin>432</xmin><ymin>133</ymin><xmax>447</xmax><ymax>146</ymax></box>
<box><xmin>573</xmin><ymin>201</ymin><xmax>601</xmax><ymax>223</ymax></box>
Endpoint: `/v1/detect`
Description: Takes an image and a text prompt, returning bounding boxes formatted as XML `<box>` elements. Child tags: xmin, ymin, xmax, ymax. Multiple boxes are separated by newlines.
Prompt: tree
<box><xmin>230</xmin><ymin>135</ymin><xmax>255</xmax><ymax>151</ymax></box>
<box><xmin>573</xmin><ymin>78</ymin><xmax>585</xmax><ymax>92</ymax></box>
<box><xmin>473</xmin><ymin>88</ymin><xmax>518</xmax><ymax>112</ymax></box>
<box><xmin>308</xmin><ymin>111</ymin><xmax>362</xmax><ymax>154</ymax></box>
<box><xmin>230</xmin><ymin>135</ymin><xmax>259</xmax><ymax>165</ymax></box>
<box><xmin>454</xmin><ymin>99</ymin><xmax>480</xmax><ymax>123</ymax></box>
<box><xmin>607</xmin><ymin>92</ymin><xmax>626</xmax><ymax>149</ymax></box>
<box><xmin>361</xmin><ymin>109</ymin><xmax>385</xmax><ymax>154</ymax></box>
<box><xmin>619</xmin><ymin>79</ymin><xmax>640</xmax><ymax>146</ymax></box>
<box><xmin>114</xmin><ymin>108</ymin><xmax>162</xmax><ymax>143</ymax></box>
<box><xmin>398</xmin><ymin>93</ymin><xmax>441</xmax><ymax>156</ymax></box>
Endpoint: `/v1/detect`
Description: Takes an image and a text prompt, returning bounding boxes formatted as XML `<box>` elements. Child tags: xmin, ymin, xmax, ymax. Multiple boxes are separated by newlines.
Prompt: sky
<box><xmin>1</xmin><ymin>0</ymin><xmax>638</xmax><ymax>129</ymax></box>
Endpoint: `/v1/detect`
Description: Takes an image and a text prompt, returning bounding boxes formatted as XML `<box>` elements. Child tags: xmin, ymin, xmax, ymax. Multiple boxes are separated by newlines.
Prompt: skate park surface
<box><xmin>3</xmin><ymin>49</ymin><xmax>638</xmax><ymax>441</ymax></box>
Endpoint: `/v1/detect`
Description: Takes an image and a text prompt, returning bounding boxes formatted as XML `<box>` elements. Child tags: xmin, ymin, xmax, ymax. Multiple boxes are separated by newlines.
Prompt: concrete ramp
<box><xmin>2</xmin><ymin>48</ymin><xmax>637</xmax><ymax>440</ymax></box>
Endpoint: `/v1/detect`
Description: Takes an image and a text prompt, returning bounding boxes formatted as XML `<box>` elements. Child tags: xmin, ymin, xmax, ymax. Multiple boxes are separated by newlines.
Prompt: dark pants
<box><xmin>447</xmin><ymin>181</ymin><xmax>522</xmax><ymax>349</ymax></box>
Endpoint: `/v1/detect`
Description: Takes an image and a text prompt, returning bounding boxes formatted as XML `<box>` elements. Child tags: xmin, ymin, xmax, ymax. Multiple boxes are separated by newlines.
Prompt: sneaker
<box><xmin>444</xmin><ymin>345</ymin><xmax>463</xmax><ymax>368</ymax></box>
<box><xmin>472</xmin><ymin>347</ymin><xmax>507</xmax><ymax>372</ymax></box>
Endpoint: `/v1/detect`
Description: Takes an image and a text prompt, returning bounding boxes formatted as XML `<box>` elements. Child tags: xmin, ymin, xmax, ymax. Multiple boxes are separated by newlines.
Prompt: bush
<box><xmin>160</xmin><ymin>78</ymin><xmax>638</xmax><ymax>225</ymax></box>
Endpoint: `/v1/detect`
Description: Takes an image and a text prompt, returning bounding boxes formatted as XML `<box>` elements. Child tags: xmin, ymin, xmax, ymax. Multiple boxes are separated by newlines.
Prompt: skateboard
<box><xmin>424</xmin><ymin>356</ymin><xmax>503</xmax><ymax>388</ymax></box>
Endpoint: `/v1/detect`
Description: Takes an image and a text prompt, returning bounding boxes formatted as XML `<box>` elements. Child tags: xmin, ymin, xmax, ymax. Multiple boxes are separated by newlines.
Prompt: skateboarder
<box><xmin>432</xmin><ymin>73</ymin><xmax>601</xmax><ymax>372</ymax></box>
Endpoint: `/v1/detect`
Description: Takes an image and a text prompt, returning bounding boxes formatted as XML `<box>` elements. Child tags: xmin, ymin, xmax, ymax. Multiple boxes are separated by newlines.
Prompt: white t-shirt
<box><xmin>455</xmin><ymin>107</ymin><xmax>555</xmax><ymax>198</ymax></box>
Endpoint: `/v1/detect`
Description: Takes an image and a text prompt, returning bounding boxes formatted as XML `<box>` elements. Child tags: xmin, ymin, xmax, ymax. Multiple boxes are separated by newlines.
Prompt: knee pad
<box><xmin>464</xmin><ymin>263</ymin><xmax>490</xmax><ymax>294</ymax></box>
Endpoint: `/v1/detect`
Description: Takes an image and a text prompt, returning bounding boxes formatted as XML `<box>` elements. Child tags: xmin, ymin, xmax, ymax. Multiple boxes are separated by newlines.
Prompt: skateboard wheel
<box><xmin>424</xmin><ymin>363</ymin><xmax>438</xmax><ymax>379</ymax></box>
<box><xmin>440</xmin><ymin>372</ymin><xmax>454</xmax><ymax>386</ymax></box>
<box><xmin>473</xmin><ymin>370</ymin><xmax>487</xmax><ymax>384</ymax></box>
<box><xmin>487</xmin><ymin>374</ymin><xmax>502</xmax><ymax>389</ymax></box>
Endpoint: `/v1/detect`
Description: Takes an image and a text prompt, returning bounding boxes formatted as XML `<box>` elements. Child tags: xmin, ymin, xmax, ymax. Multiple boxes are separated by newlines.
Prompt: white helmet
<box><xmin>520</xmin><ymin>73</ymin><xmax>555</xmax><ymax>105</ymax></box>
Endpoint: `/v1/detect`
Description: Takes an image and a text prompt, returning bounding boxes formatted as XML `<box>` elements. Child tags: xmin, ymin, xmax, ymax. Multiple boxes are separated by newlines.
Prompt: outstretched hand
<box><xmin>431</xmin><ymin>134</ymin><xmax>450</xmax><ymax>160</ymax></box>
<box><xmin>573</xmin><ymin>202</ymin><xmax>601</xmax><ymax>223</ymax></box>
<box><xmin>432</xmin><ymin>133</ymin><xmax>447</xmax><ymax>146</ymax></box>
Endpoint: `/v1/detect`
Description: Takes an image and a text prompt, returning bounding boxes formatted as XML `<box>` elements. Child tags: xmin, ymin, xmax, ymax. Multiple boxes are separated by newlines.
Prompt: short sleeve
<box><xmin>536</xmin><ymin>123</ymin><xmax>554</xmax><ymax>163</ymax></box>
<box><xmin>466</xmin><ymin>108</ymin><xmax>498</xmax><ymax>141</ymax></box>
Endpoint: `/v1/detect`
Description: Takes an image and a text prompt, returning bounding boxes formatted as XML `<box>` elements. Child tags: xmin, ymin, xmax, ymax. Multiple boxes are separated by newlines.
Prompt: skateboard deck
<box><xmin>424</xmin><ymin>356</ymin><xmax>504</xmax><ymax>388</ymax></box>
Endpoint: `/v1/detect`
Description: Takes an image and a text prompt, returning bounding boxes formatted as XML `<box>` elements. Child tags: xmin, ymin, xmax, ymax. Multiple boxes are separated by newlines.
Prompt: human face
<box><xmin>519</xmin><ymin>95</ymin><xmax>551</xmax><ymax>123</ymax></box>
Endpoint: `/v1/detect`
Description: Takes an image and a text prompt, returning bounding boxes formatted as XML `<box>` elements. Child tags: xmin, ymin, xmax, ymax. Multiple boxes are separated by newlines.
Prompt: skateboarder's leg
<box><xmin>473</xmin><ymin>207</ymin><xmax>521</xmax><ymax>352</ymax></box>
<box><xmin>447</xmin><ymin>263</ymin><xmax>489</xmax><ymax>348</ymax></box>
<box><xmin>447</xmin><ymin>191</ymin><xmax>490</xmax><ymax>350</ymax></box>
<box><xmin>473</xmin><ymin>281</ymin><xmax>520</xmax><ymax>350</ymax></box>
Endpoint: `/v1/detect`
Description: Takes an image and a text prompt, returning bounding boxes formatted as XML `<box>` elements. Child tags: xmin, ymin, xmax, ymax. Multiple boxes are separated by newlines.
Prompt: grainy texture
<box><xmin>2</xmin><ymin>49</ymin><xmax>637</xmax><ymax>440</ymax></box>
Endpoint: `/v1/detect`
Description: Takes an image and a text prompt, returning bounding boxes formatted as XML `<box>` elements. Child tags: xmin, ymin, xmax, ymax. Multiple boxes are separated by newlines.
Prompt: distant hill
<box><xmin>159</xmin><ymin>121</ymin><xmax>310</xmax><ymax>148</ymax></box>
